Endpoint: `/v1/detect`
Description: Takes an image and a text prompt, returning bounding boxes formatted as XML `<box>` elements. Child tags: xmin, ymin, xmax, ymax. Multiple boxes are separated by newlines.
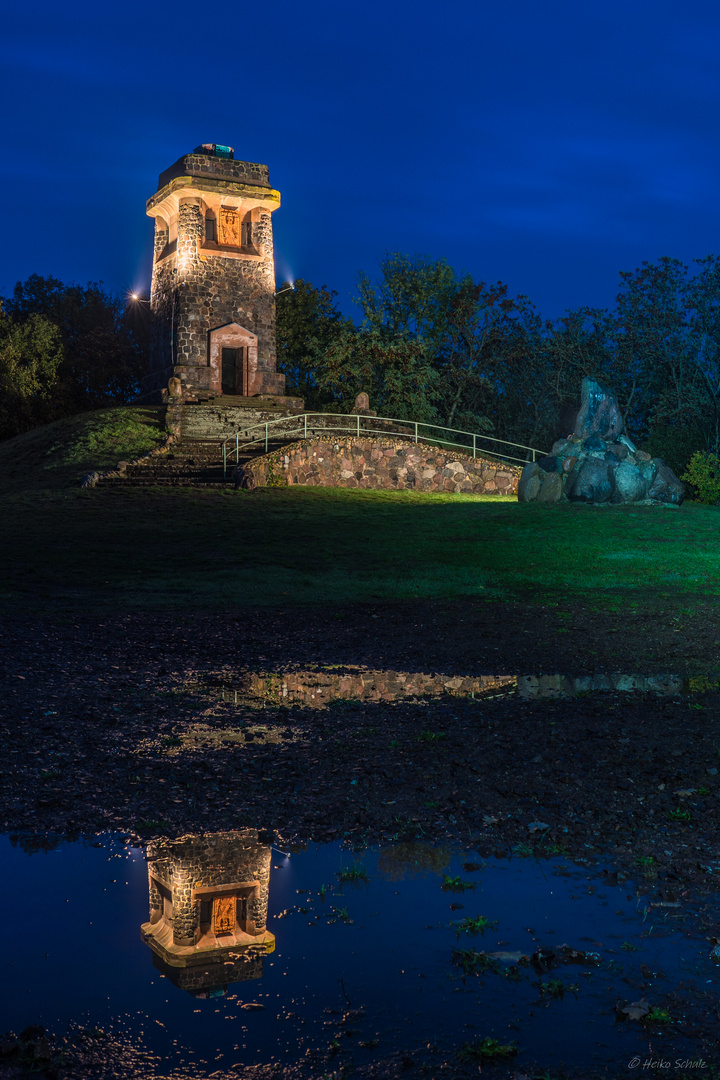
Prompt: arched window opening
<box><xmin>205</xmin><ymin>209</ymin><xmax>217</xmax><ymax>243</ymax></box>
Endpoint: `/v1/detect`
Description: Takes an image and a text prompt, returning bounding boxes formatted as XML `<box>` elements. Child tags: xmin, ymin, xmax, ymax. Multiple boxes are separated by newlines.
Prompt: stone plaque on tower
<box><xmin>217</xmin><ymin>207</ymin><xmax>240</xmax><ymax>247</ymax></box>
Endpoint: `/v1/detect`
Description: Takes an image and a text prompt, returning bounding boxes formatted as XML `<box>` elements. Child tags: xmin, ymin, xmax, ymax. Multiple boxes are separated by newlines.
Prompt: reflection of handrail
<box><xmin>221</xmin><ymin>412</ymin><xmax>546</xmax><ymax>477</ymax></box>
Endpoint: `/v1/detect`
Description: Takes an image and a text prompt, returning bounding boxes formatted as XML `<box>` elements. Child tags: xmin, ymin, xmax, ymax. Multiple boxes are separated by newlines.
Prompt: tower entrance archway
<box><xmin>221</xmin><ymin>347</ymin><xmax>246</xmax><ymax>394</ymax></box>
<box><xmin>209</xmin><ymin>323</ymin><xmax>258</xmax><ymax>396</ymax></box>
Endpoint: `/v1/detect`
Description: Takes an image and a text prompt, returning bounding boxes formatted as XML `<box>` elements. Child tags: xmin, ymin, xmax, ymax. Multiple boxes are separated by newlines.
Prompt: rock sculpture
<box><xmin>519</xmin><ymin>377</ymin><xmax>685</xmax><ymax>505</ymax></box>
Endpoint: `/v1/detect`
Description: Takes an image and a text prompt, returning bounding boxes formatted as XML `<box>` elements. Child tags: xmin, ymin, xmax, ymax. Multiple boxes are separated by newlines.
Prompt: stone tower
<box><xmin>145</xmin><ymin>143</ymin><xmax>286</xmax><ymax>400</ymax></box>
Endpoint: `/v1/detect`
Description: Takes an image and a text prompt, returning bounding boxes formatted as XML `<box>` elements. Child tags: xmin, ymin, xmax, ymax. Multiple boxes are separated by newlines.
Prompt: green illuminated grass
<box><xmin>1</xmin><ymin>410</ymin><xmax>720</xmax><ymax>617</ymax></box>
<box><xmin>0</xmin><ymin>484</ymin><xmax>719</xmax><ymax>614</ymax></box>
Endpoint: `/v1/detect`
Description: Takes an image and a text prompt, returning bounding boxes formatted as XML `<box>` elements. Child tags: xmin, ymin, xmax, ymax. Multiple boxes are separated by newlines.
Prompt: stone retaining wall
<box><xmin>242</xmin><ymin>436</ymin><xmax>522</xmax><ymax>495</ymax></box>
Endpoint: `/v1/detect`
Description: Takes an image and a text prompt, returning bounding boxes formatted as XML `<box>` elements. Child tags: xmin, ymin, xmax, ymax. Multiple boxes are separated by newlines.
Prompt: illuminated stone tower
<box><xmin>145</xmin><ymin>143</ymin><xmax>286</xmax><ymax>400</ymax></box>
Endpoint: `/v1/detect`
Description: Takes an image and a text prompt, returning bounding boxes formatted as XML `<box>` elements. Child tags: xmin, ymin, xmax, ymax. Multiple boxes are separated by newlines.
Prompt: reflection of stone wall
<box><xmin>517</xmin><ymin>674</ymin><xmax>683</xmax><ymax>698</ymax></box>
<box><xmin>141</xmin><ymin>830</ymin><xmax>274</xmax><ymax>996</ymax></box>
<box><xmin>150</xmin><ymin>948</ymin><xmax>266</xmax><ymax>998</ymax></box>
<box><xmin>247</xmin><ymin>670</ymin><xmax>516</xmax><ymax>706</ymax></box>
<box><xmin>239</xmin><ymin>669</ymin><xmax>687</xmax><ymax>706</ymax></box>
<box><xmin>243</xmin><ymin>437</ymin><xmax>521</xmax><ymax>494</ymax></box>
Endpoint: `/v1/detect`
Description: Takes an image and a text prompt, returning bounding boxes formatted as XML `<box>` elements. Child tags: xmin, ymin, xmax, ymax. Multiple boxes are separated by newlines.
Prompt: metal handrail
<box><xmin>221</xmin><ymin>412</ymin><xmax>546</xmax><ymax>478</ymax></box>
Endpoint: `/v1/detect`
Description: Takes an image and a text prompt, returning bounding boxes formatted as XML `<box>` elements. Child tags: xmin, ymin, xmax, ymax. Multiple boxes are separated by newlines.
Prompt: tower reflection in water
<box><xmin>141</xmin><ymin>830</ymin><xmax>275</xmax><ymax>998</ymax></box>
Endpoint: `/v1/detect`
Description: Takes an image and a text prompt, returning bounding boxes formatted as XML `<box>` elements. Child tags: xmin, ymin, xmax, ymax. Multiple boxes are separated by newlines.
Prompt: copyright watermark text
<box><xmin>628</xmin><ymin>1060</ymin><xmax>707</xmax><ymax>1071</ymax></box>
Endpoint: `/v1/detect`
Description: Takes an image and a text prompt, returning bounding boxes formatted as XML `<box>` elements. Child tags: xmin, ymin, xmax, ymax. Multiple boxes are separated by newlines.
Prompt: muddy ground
<box><xmin>1</xmin><ymin>599</ymin><xmax>720</xmax><ymax>1078</ymax></box>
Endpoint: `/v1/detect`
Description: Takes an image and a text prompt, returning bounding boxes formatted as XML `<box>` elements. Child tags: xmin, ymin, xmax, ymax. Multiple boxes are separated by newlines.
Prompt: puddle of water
<box><xmin>0</xmin><ymin>832</ymin><xmax>716</xmax><ymax>1074</ymax></box>
<box><xmin>196</xmin><ymin>668</ymin><xmax>699</xmax><ymax>708</ymax></box>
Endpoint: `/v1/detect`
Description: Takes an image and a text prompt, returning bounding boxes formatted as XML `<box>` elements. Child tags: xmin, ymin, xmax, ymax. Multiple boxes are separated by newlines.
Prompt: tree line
<box><xmin>4</xmin><ymin>255</ymin><xmax>720</xmax><ymax>475</ymax></box>
<box><xmin>0</xmin><ymin>274</ymin><xmax>148</xmax><ymax>440</ymax></box>
<box><xmin>276</xmin><ymin>253</ymin><xmax>720</xmax><ymax>474</ymax></box>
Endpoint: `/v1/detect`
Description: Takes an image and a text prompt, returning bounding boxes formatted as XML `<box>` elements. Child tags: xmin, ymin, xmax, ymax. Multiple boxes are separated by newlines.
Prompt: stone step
<box><xmin>96</xmin><ymin>432</ymin><xmax>292</xmax><ymax>488</ymax></box>
<box><xmin>179</xmin><ymin>403</ymin><xmax>303</xmax><ymax>441</ymax></box>
<box><xmin>101</xmin><ymin>477</ymin><xmax>234</xmax><ymax>488</ymax></box>
<box><xmin>197</xmin><ymin>394</ymin><xmax>304</xmax><ymax>410</ymax></box>
<box><xmin>125</xmin><ymin>470</ymin><xmax>224</xmax><ymax>479</ymax></box>
<box><xmin>128</xmin><ymin>455</ymin><xmax>258</xmax><ymax>471</ymax></box>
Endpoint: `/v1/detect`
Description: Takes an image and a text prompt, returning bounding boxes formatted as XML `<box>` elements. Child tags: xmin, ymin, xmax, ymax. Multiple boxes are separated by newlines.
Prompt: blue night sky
<box><xmin>2</xmin><ymin>0</ymin><xmax>719</xmax><ymax>321</ymax></box>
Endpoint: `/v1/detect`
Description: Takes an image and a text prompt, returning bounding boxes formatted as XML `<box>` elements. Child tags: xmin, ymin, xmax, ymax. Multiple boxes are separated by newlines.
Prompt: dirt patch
<box><xmin>2</xmin><ymin>599</ymin><xmax>719</xmax><ymax>895</ymax></box>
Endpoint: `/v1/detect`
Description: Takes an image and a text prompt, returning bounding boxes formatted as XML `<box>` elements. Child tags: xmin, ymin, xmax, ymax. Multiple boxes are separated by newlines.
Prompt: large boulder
<box><xmin>647</xmin><ymin>460</ymin><xmax>685</xmax><ymax>505</ymax></box>
<box><xmin>566</xmin><ymin>457</ymin><xmax>615</xmax><ymax>503</ymax></box>
<box><xmin>613</xmin><ymin>461</ymin><xmax>646</xmax><ymax>503</ymax></box>
<box><xmin>535</xmin><ymin>471</ymin><xmax>564</xmax><ymax>503</ymax></box>
<box><xmin>520</xmin><ymin>376</ymin><xmax>685</xmax><ymax>506</ymax></box>
<box><xmin>573</xmin><ymin>377</ymin><xmax>624</xmax><ymax>441</ymax></box>
<box><xmin>517</xmin><ymin>462</ymin><xmax>542</xmax><ymax>503</ymax></box>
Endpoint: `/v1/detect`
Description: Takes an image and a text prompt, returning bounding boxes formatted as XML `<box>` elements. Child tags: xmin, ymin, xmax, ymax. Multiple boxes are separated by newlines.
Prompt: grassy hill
<box><xmin>0</xmin><ymin>407</ymin><xmax>165</xmax><ymax>493</ymax></box>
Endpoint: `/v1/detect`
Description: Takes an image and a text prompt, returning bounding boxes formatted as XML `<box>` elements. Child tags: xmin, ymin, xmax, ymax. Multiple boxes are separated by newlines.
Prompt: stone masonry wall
<box><xmin>180</xmin><ymin>402</ymin><xmax>303</xmax><ymax>441</ymax></box>
<box><xmin>149</xmin><ymin>199</ymin><xmax>277</xmax><ymax>394</ymax></box>
<box><xmin>243</xmin><ymin>437</ymin><xmax>522</xmax><ymax>495</ymax></box>
<box><xmin>147</xmin><ymin>830</ymin><xmax>271</xmax><ymax>947</ymax></box>
<box><xmin>158</xmin><ymin>154</ymin><xmax>270</xmax><ymax>191</ymax></box>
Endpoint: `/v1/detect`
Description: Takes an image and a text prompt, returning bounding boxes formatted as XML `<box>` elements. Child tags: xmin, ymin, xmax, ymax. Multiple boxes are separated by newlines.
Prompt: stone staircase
<box><xmin>98</xmin><ymin>398</ymin><xmax>304</xmax><ymax>488</ymax></box>
<box><xmin>180</xmin><ymin>396</ymin><xmax>304</xmax><ymax>441</ymax></box>
<box><xmin>99</xmin><ymin>440</ymin><xmax>240</xmax><ymax>487</ymax></box>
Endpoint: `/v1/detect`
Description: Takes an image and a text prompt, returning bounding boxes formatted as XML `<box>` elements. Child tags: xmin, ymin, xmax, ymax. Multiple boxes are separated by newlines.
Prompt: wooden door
<box><xmin>221</xmin><ymin>348</ymin><xmax>238</xmax><ymax>394</ymax></box>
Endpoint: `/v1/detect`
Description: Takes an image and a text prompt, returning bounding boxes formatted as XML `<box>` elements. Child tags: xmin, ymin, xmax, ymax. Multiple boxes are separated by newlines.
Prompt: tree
<box><xmin>356</xmin><ymin>254</ymin><xmax>539</xmax><ymax>439</ymax></box>
<box><xmin>614</xmin><ymin>257</ymin><xmax>695</xmax><ymax>441</ymax></box>
<box><xmin>4</xmin><ymin>274</ymin><xmax>148</xmax><ymax>413</ymax></box>
<box><xmin>314</xmin><ymin>326</ymin><xmax>439</xmax><ymax>421</ymax></box>
<box><xmin>355</xmin><ymin>252</ymin><xmax>457</xmax><ymax>351</ymax></box>
<box><xmin>0</xmin><ymin>307</ymin><xmax>63</xmax><ymax>439</ymax></box>
<box><xmin>436</xmin><ymin>277</ymin><xmax>538</xmax><ymax>432</ymax></box>
<box><xmin>684</xmin><ymin>254</ymin><xmax>720</xmax><ymax>453</ymax></box>
<box><xmin>275</xmin><ymin>279</ymin><xmax>350</xmax><ymax>408</ymax></box>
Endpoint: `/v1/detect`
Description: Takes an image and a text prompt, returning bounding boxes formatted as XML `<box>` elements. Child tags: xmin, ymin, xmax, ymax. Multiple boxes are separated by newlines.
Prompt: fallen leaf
<box><xmin>622</xmin><ymin>997</ymin><xmax>650</xmax><ymax>1020</ymax></box>
<box><xmin>487</xmin><ymin>950</ymin><xmax>529</xmax><ymax>963</ymax></box>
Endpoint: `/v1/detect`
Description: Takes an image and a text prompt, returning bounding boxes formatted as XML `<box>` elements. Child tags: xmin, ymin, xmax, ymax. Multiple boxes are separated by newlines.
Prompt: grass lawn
<box><xmin>1</xmin><ymin>483</ymin><xmax>718</xmax><ymax>615</ymax></box>
<box><xmin>1</xmin><ymin>407</ymin><xmax>718</xmax><ymax>617</ymax></box>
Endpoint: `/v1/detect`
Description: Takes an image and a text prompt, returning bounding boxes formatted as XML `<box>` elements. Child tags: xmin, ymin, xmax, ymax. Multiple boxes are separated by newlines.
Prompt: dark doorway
<box><xmin>221</xmin><ymin>347</ymin><xmax>245</xmax><ymax>395</ymax></box>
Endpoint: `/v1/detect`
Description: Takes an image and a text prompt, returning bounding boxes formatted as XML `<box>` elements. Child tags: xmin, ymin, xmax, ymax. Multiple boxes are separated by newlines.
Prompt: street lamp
<box><xmin>274</xmin><ymin>283</ymin><xmax>294</xmax><ymax>298</ymax></box>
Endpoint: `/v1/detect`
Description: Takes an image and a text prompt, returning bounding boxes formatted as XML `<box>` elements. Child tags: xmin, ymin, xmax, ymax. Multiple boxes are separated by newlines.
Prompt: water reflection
<box><xmin>233</xmin><ymin>670</ymin><xmax>516</xmax><ymax>704</ymax></box>
<box><xmin>213</xmin><ymin>667</ymin><xmax>687</xmax><ymax>706</ymax></box>
<box><xmin>2</xmin><ymin>833</ymin><xmax>718</xmax><ymax>1072</ymax></box>
<box><xmin>517</xmin><ymin>672</ymin><xmax>684</xmax><ymax>698</ymax></box>
<box><xmin>141</xmin><ymin>829</ymin><xmax>274</xmax><ymax>998</ymax></box>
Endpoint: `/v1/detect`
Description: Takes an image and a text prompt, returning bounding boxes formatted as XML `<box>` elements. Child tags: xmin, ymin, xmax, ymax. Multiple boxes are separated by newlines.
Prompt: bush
<box><xmin>645</xmin><ymin>424</ymin><xmax>707</xmax><ymax>477</ymax></box>
<box><xmin>681</xmin><ymin>451</ymin><xmax>720</xmax><ymax>504</ymax></box>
